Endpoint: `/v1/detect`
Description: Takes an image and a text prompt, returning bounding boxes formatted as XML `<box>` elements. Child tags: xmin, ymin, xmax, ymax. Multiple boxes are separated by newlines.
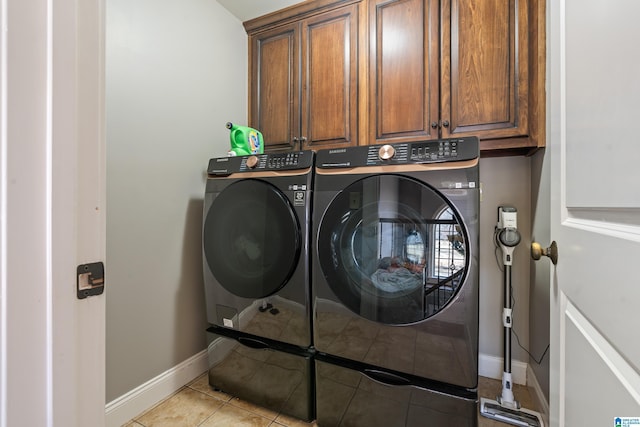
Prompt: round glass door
<box><xmin>317</xmin><ymin>174</ymin><xmax>468</xmax><ymax>324</ymax></box>
<box><xmin>204</xmin><ymin>179</ymin><xmax>301</xmax><ymax>298</ymax></box>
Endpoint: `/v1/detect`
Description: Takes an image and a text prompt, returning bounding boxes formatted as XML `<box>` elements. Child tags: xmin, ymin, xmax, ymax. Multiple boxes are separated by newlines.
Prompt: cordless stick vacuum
<box><xmin>480</xmin><ymin>206</ymin><xmax>544</xmax><ymax>427</ymax></box>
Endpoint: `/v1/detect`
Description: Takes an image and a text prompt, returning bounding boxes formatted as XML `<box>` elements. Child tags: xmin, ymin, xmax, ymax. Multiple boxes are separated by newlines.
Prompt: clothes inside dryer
<box><xmin>317</xmin><ymin>174</ymin><xmax>468</xmax><ymax>325</ymax></box>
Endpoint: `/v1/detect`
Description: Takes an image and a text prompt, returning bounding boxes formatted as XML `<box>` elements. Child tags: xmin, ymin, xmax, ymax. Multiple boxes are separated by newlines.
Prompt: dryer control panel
<box><xmin>207</xmin><ymin>151</ymin><xmax>314</xmax><ymax>176</ymax></box>
<box><xmin>317</xmin><ymin>137</ymin><xmax>479</xmax><ymax>169</ymax></box>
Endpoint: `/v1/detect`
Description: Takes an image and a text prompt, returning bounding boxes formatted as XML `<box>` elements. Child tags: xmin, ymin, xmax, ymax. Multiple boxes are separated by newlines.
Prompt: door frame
<box><xmin>0</xmin><ymin>0</ymin><xmax>106</xmax><ymax>425</ymax></box>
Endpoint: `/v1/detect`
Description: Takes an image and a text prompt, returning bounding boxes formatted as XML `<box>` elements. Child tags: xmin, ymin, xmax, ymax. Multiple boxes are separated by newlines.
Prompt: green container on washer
<box><xmin>226</xmin><ymin>122</ymin><xmax>264</xmax><ymax>156</ymax></box>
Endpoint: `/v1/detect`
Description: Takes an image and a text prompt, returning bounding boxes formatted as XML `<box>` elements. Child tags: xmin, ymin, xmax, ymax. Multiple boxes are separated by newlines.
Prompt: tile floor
<box><xmin>122</xmin><ymin>373</ymin><xmax>543</xmax><ymax>427</ymax></box>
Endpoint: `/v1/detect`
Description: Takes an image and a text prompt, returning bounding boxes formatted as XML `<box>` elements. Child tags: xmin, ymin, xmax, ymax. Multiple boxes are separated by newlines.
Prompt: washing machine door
<box><xmin>317</xmin><ymin>174</ymin><xmax>468</xmax><ymax>325</ymax></box>
<box><xmin>203</xmin><ymin>179</ymin><xmax>301</xmax><ymax>298</ymax></box>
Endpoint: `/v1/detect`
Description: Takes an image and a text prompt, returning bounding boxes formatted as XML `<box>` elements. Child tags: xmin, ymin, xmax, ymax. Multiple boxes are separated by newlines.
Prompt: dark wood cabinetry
<box><xmin>442</xmin><ymin>0</ymin><xmax>539</xmax><ymax>153</ymax></box>
<box><xmin>247</xmin><ymin>1</ymin><xmax>363</xmax><ymax>153</ymax></box>
<box><xmin>369</xmin><ymin>0</ymin><xmax>543</xmax><ymax>154</ymax></box>
<box><xmin>441</xmin><ymin>0</ymin><xmax>529</xmax><ymax>140</ymax></box>
<box><xmin>249</xmin><ymin>23</ymin><xmax>299</xmax><ymax>152</ymax></box>
<box><xmin>246</xmin><ymin>0</ymin><xmax>545</xmax><ymax>155</ymax></box>
<box><xmin>368</xmin><ymin>0</ymin><xmax>440</xmax><ymax>144</ymax></box>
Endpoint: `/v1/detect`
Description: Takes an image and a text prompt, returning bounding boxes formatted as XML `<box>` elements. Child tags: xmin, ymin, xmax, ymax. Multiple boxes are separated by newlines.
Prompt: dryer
<box><xmin>312</xmin><ymin>138</ymin><xmax>480</xmax><ymax>426</ymax></box>
<box><xmin>202</xmin><ymin>151</ymin><xmax>315</xmax><ymax>421</ymax></box>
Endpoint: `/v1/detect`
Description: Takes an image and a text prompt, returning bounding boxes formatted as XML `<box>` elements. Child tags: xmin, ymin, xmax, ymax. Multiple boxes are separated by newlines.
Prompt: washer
<box><xmin>202</xmin><ymin>151</ymin><xmax>315</xmax><ymax>421</ymax></box>
<box><xmin>203</xmin><ymin>151</ymin><xmax>314</xmax><ymax>347</ymax></box>
<box><xmin>312</xmin><ymin>138</ymin><xmax>479</xmax><ymax>426</ymax></box>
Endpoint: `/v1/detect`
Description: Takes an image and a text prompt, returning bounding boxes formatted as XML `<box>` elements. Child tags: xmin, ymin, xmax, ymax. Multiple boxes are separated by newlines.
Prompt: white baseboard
<box><xmin>105</xmin><ymin>350</ymin><xmax>209</xmax><ymax>427</ymax></box>
<box><xmin>478</xmin><ymin>352</ymin><xmax>528</xmax><ymax>385</ymax></box>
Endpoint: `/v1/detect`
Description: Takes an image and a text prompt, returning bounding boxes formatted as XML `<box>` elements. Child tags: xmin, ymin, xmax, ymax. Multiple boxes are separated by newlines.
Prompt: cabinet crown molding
<box><xmin>244</xmin><ymin>0</ymin><xmax>361</xmax><ymax>33</ymax></box>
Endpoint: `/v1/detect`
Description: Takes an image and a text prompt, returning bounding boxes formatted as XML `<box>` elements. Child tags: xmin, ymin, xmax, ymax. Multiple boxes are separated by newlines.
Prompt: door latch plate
<box><xmin>77</xmin><ymin>262</ymin><xmax>105</xmax><ymax>299</ymax></box>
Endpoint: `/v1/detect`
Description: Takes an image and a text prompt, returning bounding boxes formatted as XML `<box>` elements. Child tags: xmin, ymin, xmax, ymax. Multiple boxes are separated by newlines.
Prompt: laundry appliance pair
<box><xmin>202</xmin><ymin>138</ymin><xmax>480</xmax><ymax>426</ymax></box>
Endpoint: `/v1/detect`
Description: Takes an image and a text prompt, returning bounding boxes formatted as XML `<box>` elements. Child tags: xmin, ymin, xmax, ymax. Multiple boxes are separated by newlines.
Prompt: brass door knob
<box><xmin>531</xmin><ymin>241</ymin><xmax>558</xmax><ymax>265</ymax></box>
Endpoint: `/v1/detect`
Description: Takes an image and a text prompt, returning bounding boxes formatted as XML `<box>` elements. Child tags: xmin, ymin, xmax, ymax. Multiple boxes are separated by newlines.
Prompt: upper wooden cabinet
<box><xmin>368</xmin><ymin>0</ymin><xmax>440</xmax><ymax>143</ymax></box>
<box><xmin>248</xmin><ymin>22</ymin><xmax>299</xmax><ymax>153</ymax></box>
<box><xmin>441</xmin><ymin>0</ymin><xmax>530</xmax><ymax>140</ymax></box>
<box><xmin>369</xmin><ymin>0</ymin><xmax>543</xmax><ymax>154</ymax></box>
<box><xmin>246</xmin><ymin>1</ymin><xmax>363</xmax><ymax>153</ymax></box>
<box><xmin>245</xmin><ymin>0</ymin><xmax>545</xmax><ymax>155</ymax></box>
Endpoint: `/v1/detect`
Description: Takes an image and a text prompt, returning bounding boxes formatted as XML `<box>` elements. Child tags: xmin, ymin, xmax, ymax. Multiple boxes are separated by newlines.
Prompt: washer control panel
<box><xmin>409</xmin><ymin>139</ymin><xmax>461</xmax><ymax>162</ymax></box>
<box><xmin>207</xmin><ymin>151</ymin><xmax>314</xmax><ymax>176</ymax></box>
<box><xmin>317</xmin><ymin>137</ymin><xmax>479</xmax><ymax>169</ymax></box>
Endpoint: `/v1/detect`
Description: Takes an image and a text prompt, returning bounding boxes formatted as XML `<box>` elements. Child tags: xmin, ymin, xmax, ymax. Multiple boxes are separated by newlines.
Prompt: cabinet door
<box><xmin>369</xmin><ymin>0</ymin><xmax>440</xmax><ymax>145</ymax></box>
<box><xmin>249</xmin><ymin>23</ymin><xmax>300</xmax><ymax>152</ymax></box>
<box><xmin>300</xmin><ymin>4</ymin><xmax>360</xmax><ymax>151</ymax></box>
<box><xmin>441</xmin><ymin>0</ymin><xmax>529</xmax><ymax>140</ymax></box>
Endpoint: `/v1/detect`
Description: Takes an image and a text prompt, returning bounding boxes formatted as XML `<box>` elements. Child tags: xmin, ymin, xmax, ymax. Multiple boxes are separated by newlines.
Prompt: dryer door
<box><xmin>317</xmin><ymin>174</ymin><xmax>468</xmax><ymax>324</ymax></box>
<box><xmin>204</xmin><ymin>179</ymin><xmax>301</xmax><ymax>298</ymax></box>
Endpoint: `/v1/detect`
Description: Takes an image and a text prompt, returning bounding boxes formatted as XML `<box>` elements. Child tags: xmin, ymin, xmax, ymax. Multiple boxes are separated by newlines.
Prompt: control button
<box><xmin>378</xmin><ymin>144</ymin><xmax>396</xmax><ymax>160</ymax></box>
<box><xmin>246</xmin><ymin>156</ymin><xmax>259</xmax><ymax>169</ymax></box>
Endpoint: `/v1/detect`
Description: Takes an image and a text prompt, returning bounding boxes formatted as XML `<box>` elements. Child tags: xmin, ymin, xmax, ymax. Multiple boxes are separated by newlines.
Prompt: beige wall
<box><xmin>478</xmin><ymin>156</ymin><xmax>533</xmax><ymax>363</ymax></box>
<box><xmin>478</xmin><ymin>153</ymin><xmax>549</xmax><ymax>401</ymax></box>
<box><xmin>105</xmin><ymin>0</ymin><xmax>248</xmax><ymax>401</ymax></box>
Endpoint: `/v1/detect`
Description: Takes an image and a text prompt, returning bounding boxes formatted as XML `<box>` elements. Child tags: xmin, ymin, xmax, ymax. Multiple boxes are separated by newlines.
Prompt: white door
<box><xmin>0</xmin><ymin>0</ymin><xmax>105</xmax><ymax>426</ymax></box>
<box><xmin>548</xmin><ymin>0</ymin><xmax>640</xmax><ymax>426</ymax></box>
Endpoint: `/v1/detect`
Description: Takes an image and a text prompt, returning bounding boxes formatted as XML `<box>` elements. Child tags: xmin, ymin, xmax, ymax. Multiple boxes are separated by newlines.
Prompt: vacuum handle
<box><xmin>363</xmin><ymin>369</ymin><xmax>411</xmax><ymax>386</ymax></box>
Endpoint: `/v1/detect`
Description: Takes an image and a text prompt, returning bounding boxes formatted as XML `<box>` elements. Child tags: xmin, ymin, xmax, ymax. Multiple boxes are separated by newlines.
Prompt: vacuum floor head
<box><xmin>480</xmin><ymin>397</ymin><xmax>544</xmax><ymax>427</ymax></box>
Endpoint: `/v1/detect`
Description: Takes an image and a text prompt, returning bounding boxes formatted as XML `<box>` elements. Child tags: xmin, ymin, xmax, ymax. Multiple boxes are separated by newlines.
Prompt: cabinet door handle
<box><xmin>442</xmin><ymin>120</ymin><xmax>450</xmax><ymax>128</ymax></box>
<box><xmin>431</xmin><ymin>121</ymin><xmax>438</xmax><ymax>129</ymax></box>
